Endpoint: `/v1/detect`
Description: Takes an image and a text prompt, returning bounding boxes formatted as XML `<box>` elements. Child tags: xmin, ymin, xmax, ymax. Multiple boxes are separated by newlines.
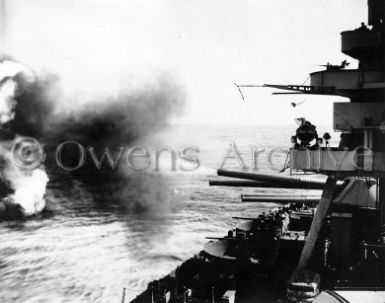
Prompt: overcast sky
<box><xmin>4</xmin><ymin>0</ymin><xmax>367</xmax><ymax>125</ymax></box>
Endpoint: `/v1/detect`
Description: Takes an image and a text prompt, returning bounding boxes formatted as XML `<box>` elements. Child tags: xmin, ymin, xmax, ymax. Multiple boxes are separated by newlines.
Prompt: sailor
<box><xmin>340</xmin><ymin>60</ymin><xmax>349</xmax><ymax>69</ymax></box>
<box><xmin>293</xmin><ymin>119</ymin><xmax>319</xmax><ymax>149</ymax></box>
<box><xmin>358</xmin><ymin>22</ymin><xmax>368</xmax><ymax>31</ymax></box>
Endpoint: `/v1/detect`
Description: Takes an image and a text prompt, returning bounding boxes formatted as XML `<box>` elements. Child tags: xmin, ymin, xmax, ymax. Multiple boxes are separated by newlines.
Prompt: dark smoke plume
<box><xmin>5</xmin><ymin>62</ymin><xmax>186</xmax><ymax>212</ymax></box>
<box><xmin>49</xmin><ymin>74</ymin><xmax>185</xmax><ymax>145</ymax></box>
<box><xmin>10</xmin><ymin>72</ymin><xmax>60</xmax><ymax>138</ymax></box>
<box><xmin>9</xmin><ymin>70</ymin><xmax>186</xmax><ymax>143</ymax></box>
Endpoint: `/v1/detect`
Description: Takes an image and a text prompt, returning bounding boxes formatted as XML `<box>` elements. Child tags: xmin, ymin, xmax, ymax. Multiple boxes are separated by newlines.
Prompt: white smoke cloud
<box><xmin>0</xmin><ymin>78</ymin><xmax>17</xmax><ymax>124</ymax></box>
<box><xmin>0</xmin><ymin>60</ymin><xmax>49</xmax><ymax>217</ymax></box>
<box><xmin>0</xmin><ymin>60</ymin><xmax>33</xmax><ymax>125</ymax></box>
<box><xmin>11</xmin><ymin>168</ymin><xmax>48</xmax><ymax>215</ymax></box>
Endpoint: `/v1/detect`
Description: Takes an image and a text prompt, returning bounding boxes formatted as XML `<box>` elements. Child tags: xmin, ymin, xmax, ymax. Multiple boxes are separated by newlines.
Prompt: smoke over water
<box><xmin>48</xmin><ymin>74</ymin><xmax>186</xmax><ymax>212</ymax></box>
<box><xmin>48</xmin><ymin>74</ymin><xmax>185</xmax><ymax>144</ymax></box>
<box><xmin>0</xmin><ymin>59</ymin><xmax>49</xmax><ymax>218</ymax></box>
<box><xmin>0</xmin><ymin>56</ymin><xmax>186</xmax><ymax>216</ymax></box>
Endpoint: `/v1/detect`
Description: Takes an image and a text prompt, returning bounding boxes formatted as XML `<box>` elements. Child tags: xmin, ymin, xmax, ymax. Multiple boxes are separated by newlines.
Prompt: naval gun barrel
<box><xmin>232</xmin><ymin>216</ymin><xmax>260</xmax><ymax>220</ymax></box>
<box><xmin>241</xmin><ymin>194</ymin><xmax>320</xmax><ymax>204</ymax></box>
<box><xmin>209</xmin><ymin>179</ymin><xmax>311</xmax><ymax>188</ymax></box>
<box><xmin>217</xmin><ymin>169</ymin><xmax>330</xmax><ymax>190</ymax></box>
<box><xmin>205</xmin><ymin>237</ymin><xmax>237</xmax><ymax>241</ymax></box>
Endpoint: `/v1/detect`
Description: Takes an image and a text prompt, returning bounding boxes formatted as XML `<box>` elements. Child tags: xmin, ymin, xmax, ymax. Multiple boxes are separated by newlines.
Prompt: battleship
<box><xmin>131</xmin><ymin>1</ymin><xmax>385</xmax><ymax>303</ymax></box>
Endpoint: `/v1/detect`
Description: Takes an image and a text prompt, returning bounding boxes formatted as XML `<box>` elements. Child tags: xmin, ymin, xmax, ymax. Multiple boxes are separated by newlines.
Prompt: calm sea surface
<box><xmin>0</xmin><ymin>125</ymin><xmax>334</xmax><ymax>303</ymax></box>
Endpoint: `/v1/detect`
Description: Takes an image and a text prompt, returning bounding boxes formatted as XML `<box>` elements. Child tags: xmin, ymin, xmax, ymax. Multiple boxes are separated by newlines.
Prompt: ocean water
<box><xmin>0</xmin><ymin>124</ymin><xmax>333</xmax><ymax>303</ymax></box>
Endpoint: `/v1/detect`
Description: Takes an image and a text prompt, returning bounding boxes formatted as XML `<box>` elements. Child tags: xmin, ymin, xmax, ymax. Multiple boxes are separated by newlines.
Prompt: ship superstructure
<box><xmin>264</xmin><ymin>0</ymin><xmax>385</xmax><ymax>293</ymax></box>
<box><xmin>131</xmin><ymin>1</ymin><xmax>385</xmax><ymax>302</ymax></box>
